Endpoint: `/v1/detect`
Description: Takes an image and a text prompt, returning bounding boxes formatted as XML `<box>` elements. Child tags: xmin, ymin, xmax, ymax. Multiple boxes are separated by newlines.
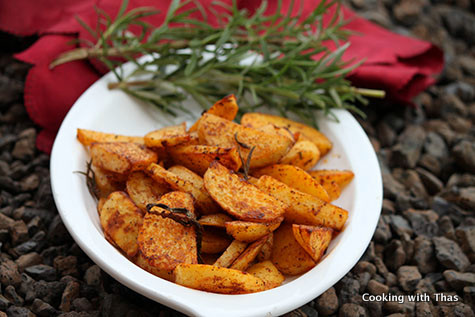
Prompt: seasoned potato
<box><xmin>126</xmin><ymin>171</ymin><xmax>170</xmax><ymax>212</ymax></box>
<box><xmin>247</xmin><ymin>261</ymin><xmax>285</xmax><ymax>289</ymax></box>
<box><xmin>189</xmin><ymin>94</ymin><xmax>239</xmax><ymax>132</ymax></box>
<box><xmin>229</xmin><ymin>235</ymin><xmax>268</xmax><ymax>271</ymax></box>
<box><xmin>77</xmin><ymin>128</ymin><xmax>144</xmax><ymax>146</ymax></box>
<box><xmin>91</xmin><ymin>142</ymin><xmax>158</xmax><ymax>174</ymax></box>
<box><xmin>253</xmin><ymin>164</ymin><xmax>330</xmax><ymax>202</ymax></box>
<box><xmin>292</xmin><ymin>225</ymin><xmax>333</xmax><ymax>263</ymax></box>
<box><xmin>174</xmin><ymin>263</ymin><xmax>265</xmax><ymax>294</ymax></box>
<box><xmin>256</xmin><ymin>176</ymin><xmax>348</xmax><ymax>231</ymax></box>
<box><xmin>257</xmin><ymin>233</ymin><xmax>273</xmax><ymax>262</ymax></box>
<box><xmin>214</xmin><ymin>240</ymin><xmax>248</xmax><ymax>268</ymax></box>
<box><xmin>309</xmin><ymin>169</ymin><xmax>355</xmax><ymax>189</ymax></box>
<box><xmin>321</xmin><ymin>180</ymin><xmax>341</xmax><ymax>201</ymax></box>
<box><xmin>225</xmin><ymin>217</ymin><xmax>283</xmax><ymax>242</ymax></box>
<box><xmin>271</xmin><ymin>223</ymin><xmax>315</xmax><ymax>275</ymax></box>
<box><xmin>204</xmin><ymin>161</ymin><xmax>287</xmax><ymax>222</ymax></box>
<box><xmin>279</xmin><ymin>137</ymin><xmax>321</xmax><ymax>170</ymax></box>
<box><xmin>144</xmin><ymin>123</ymin><xmax>190</xmax><ymax>148</ymax></box>
<box><xmin>241</xmin><ymin>112</ymin><xmax>332</xmax><ymax>156</ymax></box>
<box><xmin>93</xmin><ymin>166</ymin><xmax>125</xmax><ymax>198</ymax></box>
<box><xmin>100</xmin><ymin>192</ymin><xmax>143</xmax><ymax>258</ymax></box>
<box><xmin>97</xmin><ymin>197</ymin><xmax>106</xmax><ymax>215</ymax></box>
<box><xmin>199</xmin><ymin>213</ymin><xmax>233</xmax><ymax>228</ymax></box>
<box><xmin>137</xmin><ymin>192</ymin><xmax>197</xmax><ymax>280</ymax></box>
<box><xmin>198</xmin><ymin>114</ymin><xmax>293</xmax><ymax>168</ymax></box>
<box><xmin>169</xmin><ymin>145</ymin><xmax>241</xmax><ymax>175</ymax></box>
<box><xmin>147</xmin><ymin>163</ymin><xmax>219</xmax><ymax>214</ymax></box>
<box><xmin>201</xmin><ymin>228</ymin><xmax>232</xmax><ymax>254</ymax></box>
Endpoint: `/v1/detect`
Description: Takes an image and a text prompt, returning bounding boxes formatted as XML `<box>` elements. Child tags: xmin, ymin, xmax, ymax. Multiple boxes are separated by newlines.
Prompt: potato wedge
<box><xmin>174</xmin><ymin>263</ymin><xmax>265</xmax><ymax>294</ymax></box>
<box><xmin>321</xmin><ymin>180</ymin><xmax>341</xmax><ymax>201</ymax></box>
<box><xmin>137</xmin><ymin>192</ymin><xmax>197</xmax><ymax>280</ymax></box>
<box><xmin>309</xmin><ymin>169</ymin><xmax>355</xmax><ymax>189</ymax></box>
<box><xmin>271</xmin><ymin>223</ymin><xmax>315</xmax><ymax>275</ymax></box>
<box><xmin>253</xmin><ymin>164</ymin><xmax>330</xmax><ymax>202</ymax></box>
<box><xmin>135</xmin><ymin>251</ymin><xmax>174</xmax><ymax>281</ymax></box>
<box><xmin>91</xmin><ymin>142</ymin><xmax>158</xmax><ymax>174</ymax></box>
<box><xmin>256</xmin><ymin>176</ymin><xmax>348</xmax><ymax>231</ymax></box>
<box><xmin>204</xmin><ymin>161</ymin><xmax>286</xmax><ymax>222</ymax></box>
<box><xmin>279</xmin><ymin>137</ymin><xmax>321</xmax><ymax>170</ymax></box>
<box><xmin>201</xmin><ymin>228</ymin><xmax>232</xmax><ymax>254</ymax></box>
<box><xmin>257</xmin><ymin>233</ymin><xmax>273</xmax><ymax>262</ymax></box>
<box><xmin>198</xmin><ymin>114</ymin><xmax>293</xmax><ymax>168</ymax></box>
<box><xmin>147</xmin><ymin>163</ymin><xmax>219</xmax><ymax>214</ymax></box>
<box><xmin>126</xmin><ymin>171</ymin><xmax>170</xmax><ymax>212</ymax></box>
<box><xmin>229</xmin><ymin>235</ymin><xmax>268</xmax><ymax>271</ymax></box>
<box><xmin>292</xmin><ymin>225</ymin><xmax>333</xmax><ymax>263</ymax></box>
<box><xmin>93</xmin><ymin>166</ymin><xmax>125</xmax><ymax>198</ymax></box>
<box><xmin>241</xmin><ymin>112</ymin><xmax>332</xmax><ymax>156</ymax></box>
<box><xmin>225</xmin><ymin>217</ymin><xmax>283</xmax><ymax>242</ymax></box>
<box><xmin>77</xmin><ymin>128</ymin><xmax>144</xmax><ymax>146</ymax></box>
<box><xmin>214</xmin><ymin>240</ymin><xmax>248</xmax><ymax>268</ymax></box>
<box><xmin>189</xmin><ymin>94</ymin><xmax>239</xmax><ymax>132</ymax></box>
<box><xmin>247</xmin><ymin>261</ymin><xmax>285</xmax><ymax>289</ymax></box>
<box><xmin>144</xmin><ymin>123</ymin><xmax>190</xmax><ymax>148</ymax></box>
<box><xmin>169</xmin><ymin>145</ymin><xmax>242</xmax><ymax>175</ymax></box>
<box><xmin>199</xmin><ymin>213</ymin><xmax>233</xmax><ymax>228</ymax></box>
<box><xmin>100</xmin><ymin>191</ymin><xmax>143</xmax><ymax>258</ymax></box>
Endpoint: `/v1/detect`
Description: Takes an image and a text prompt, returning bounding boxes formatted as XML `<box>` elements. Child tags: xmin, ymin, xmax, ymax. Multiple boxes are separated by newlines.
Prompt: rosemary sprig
<box><xmin>51</xmin><ymin>0</ymin><xmax>385</xmax><ymax>125</ymax></box>
<box><xmin>234</xmin><ymin>132</ymin><xmax>255</xmax><ymax>181</ymax></box>
<box><xmin>75</xmin><ymin>159</ymin><xmax>100</xmax><ymax>200</ymax></box>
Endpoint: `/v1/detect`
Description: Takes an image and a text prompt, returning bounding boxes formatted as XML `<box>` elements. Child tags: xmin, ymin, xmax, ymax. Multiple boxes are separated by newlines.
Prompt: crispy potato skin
<box><xmin>144</xmin><ymin>123</ymin><xmax>190</xmax><ymax>148</ymax></box>
<box><xmin>292</xmin><ymin>225</ymin><xmax>333</xmax><ymax>263</ymax></box>
<box><xmin>188</xmin><ymin>94</ymin><xmax>239</xmax><ymax>132</ymax></box>
<box><xmin>204</xmin><ymin>161</ymin><xmax>287</xmax><ymax>222</ymax></box>
<box><xmin>77</xmin><ymin>129</ymin><xmax>144</xmax><ymax>146</ymax></box>
<box><xmin>247</xmin><ymin>260</ymin><xmax>285</xmax><ymax>289</ymax></box>
<box><xmin>137</xmin><ymin>192</ymin><xmax>197</xmax><ymax>279</ymax></box>
<box><xmin>126</xmin><ymin>171</ymin><xmax>169</xmax><ymax>212</ymax></box>
<box><xmin>214</xmin><ymin>240</ymin><xmax>248</xmax><ymax>268</ymax></box>
<box><xmin>198</xmin><ymin>213</ymin><xmax>233</xmax><ymax>228</ymax></box>
<box><xmin>100</xmin><ymin>191</ymin><xmax>143</xmax><ymax>258</ymax></box>
<box><xmin>225</xmin><ymin>217</ymin><xmax>283</xmax><ymax>242</ymax></box>
<box><xmin>279</xmin><ymin>137</ymin><xmax>321</xmax><ymax>170</ymax></box>
<box><xmin>174</xmin><ymin>264</ymin><xmax>266</xmax><ymax>294</ymax></box>
<box><xmin>309</xmin><ymin>169</ymin><xmax>355</xmax><ymax>189</ymax></box>
<box><xmin>241</xmin><ymin>112</ymin><xmax>332</xmax><ymax>156</ymax></box>
<box><xmin>169</xmin><ymin>145</ymin><xmax>241</xmax><ymax>176</ymax></box>
<box><xmin>91</xmin><ymin>142</ymin><xmax>158</xmax><ymax>174</ymax></box>
<box><xmin>256</xmin><ymin>176</ymin><xmax>348</xmax><ymax>231</ymax></box>
<box><xmin>198</xmin><ymin>114</ymin><xmax>293</xmax><ymax>168</ymax></box>
<box><xmin>229</xmin><ymin>235</ymin><xmax>268</xmax><ymax>271</ymax></box>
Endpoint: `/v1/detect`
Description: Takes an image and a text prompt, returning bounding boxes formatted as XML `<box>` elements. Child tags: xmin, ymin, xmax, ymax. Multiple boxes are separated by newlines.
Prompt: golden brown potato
<box><xmin>225</xmin><ymin>217</ymin><xmax>283</xmax><ymax>242</ymax></box>
<box><xmin>201</xmin><ymin>228</ymin><xmax>232</xmax><ymax>254</ymax></box>
<box><xmin>256</xmin><ymin>176</ymin><xmax>348</xmax><ymax>231</ymax></box>
<box><xmin>97</xmin><ymin>197</ymin><xmax>106</xmax><ymax>215</ymax></box>
<box><xmin>198</xmin><ymin>213</ymin><xmax>233</xmax><ymax>228</ymax></box>
<box><xmin>247</xmin><ymin>261</ymin><xmax>285</xmax><ymax>289</ymax></box>
<box><xmin>309</xmin><ymin>169</ymin><xmax>355</xmax><ymax>190</ymax></box>
<box><xmin>292</xmin><ymin>225</ymin><xmax>333</xmax><ymax>263</ymax></box>
<box><xmin>241</xmin><ymin>112</ymin><xmax>332</xmax><ymax>156</ymax></box>
<box><xmin>126</xmin><ymin>171</ymin><xmax>170</xmax><ymax>212</ymax></box>
<box><xmin>229</xmin><ymin>235</ymin><xmax>268</xmax><ymax>271</ymax></box>
<box><xmin>174</xmin><ymin>263</ymin><xmax>265</xmax><ymax>294</ymax></box>
<box><xmin>257</xmin><ymin>233</ymin><xmax>273</xmax><ymax>262</ymax></box>
<box><xmin>214</xmin><ymin>240</ymin><xmax>248</xmax><ymax>268</ymax></box>
<box><xmin>146</xmin><ymin>163</ymin><xmax>219</xmax><ymax>215</ymax></box>
<box><xmin>198</xmin><ymin>114</ymin><xmax>293</xmax><ymax>168</ymax></box>
<box><xmin>77</xmin><ymin>129</ymin><xmax>144</xmax><ymax>147</ymax></box>
<box><xmin>91</xmin><ymin>142</ymin><xmax>158</xmax><ymax>174</ymax></box>
<box><xmin>321</xmin><ymin>180</ymin><xmax>341</xmax><ymax>201</ymax></box>
<box><xmin>137</xmin><ymin>192</ymin><xmax>197</xmax><ymax>280</ymax></box>
<box><xmin>144</xmin><ymin>123</ymin><xmax>190</xmax><ymax>148</ymax></box>
<box><xmin>135</xmin><ymin>251</ymin><xmax>174</xmax><ymax>281</ymax></box>
<box><xmin>189</xmin><ymin>94</ymin><xmax>239</xmax><ymax>132</ymax></box>
<box><xmin>204</xmin><ymin>161</ymin><xmax>287</xmax><ymax>222</ymax></box>
<box><xmin>93</xmin><ymin>166</ymin><xmax>125</xmax><ymax>198</ymax></box>
<box><xmin>252</xmin><ymin>164</ymin><xmax>330</xmax><ymax>202</ymax></box>
<box><xmin>279</xmin><ymin>137</ymin><xmax>321</xmax><ymax>170</ymax></box>
<box><xmin>100</xmin><ymin>191</ymin><xmax>143</xmax><ymax>258</ymax></box>
<box><xmin>271</xmin><ymin>223</ymin><xmax>316</xmax><ymax>275</ymax></box>
<box><xmin>169</xmin><ymin>145</ymin><xmax>242</xmax><ymax>176</ymax></box>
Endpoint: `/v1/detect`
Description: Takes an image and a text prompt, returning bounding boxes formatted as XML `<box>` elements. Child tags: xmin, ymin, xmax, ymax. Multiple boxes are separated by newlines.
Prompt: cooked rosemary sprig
<box><xmin>51</xmin><ymin>0</ymin><xmax>385</xmax><ymax>125</ymax></box>
<box><xmin>75</xmin><ymin>159</ymin><xmax>100</xmax><ymax>200</ymax></box>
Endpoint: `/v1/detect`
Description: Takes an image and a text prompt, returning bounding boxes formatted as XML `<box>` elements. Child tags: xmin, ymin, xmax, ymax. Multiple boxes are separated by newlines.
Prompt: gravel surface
<box><xmin>0</xmin><ymin>1</ymin><xmax>474</xmax><ymax>316</ymax></box>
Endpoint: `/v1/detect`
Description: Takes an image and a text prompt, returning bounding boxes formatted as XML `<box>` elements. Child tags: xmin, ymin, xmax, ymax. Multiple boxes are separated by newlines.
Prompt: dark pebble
<box><xmin>433</xmin><ymin>236</ymin><xmax>470</xmax><ymax>271</ymax></box>
<box><xmin>316</xmin><ymin>287</ymin><xmax>339</xmax><ymax>315</ymax></box>
<box><xmin>5</xmin><ymin>306</ymin><xmax>35</xmax><ymax>317</ymax></box>
<box><xmin>31</xmin><ymin>298</ymin><xmax>56</xmax><ymax>317</ymax></box>
<box><xmin>25</xmin><ymin>264</ymin><xmax>57</xmax><ymax>281</ymax></box>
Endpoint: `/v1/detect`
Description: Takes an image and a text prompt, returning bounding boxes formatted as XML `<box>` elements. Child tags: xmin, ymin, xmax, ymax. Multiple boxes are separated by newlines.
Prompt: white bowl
<box><xmin>50</xmin><ymin>67</ymin><xmax>382</xmax><ymax>316</ymax></box>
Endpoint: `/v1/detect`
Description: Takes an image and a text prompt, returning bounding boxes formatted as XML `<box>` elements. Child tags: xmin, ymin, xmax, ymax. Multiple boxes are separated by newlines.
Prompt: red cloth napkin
<box><xmin>0</xmin><ymin>0</ymin><xmax>443</xmax><ymax>154</ymax></box>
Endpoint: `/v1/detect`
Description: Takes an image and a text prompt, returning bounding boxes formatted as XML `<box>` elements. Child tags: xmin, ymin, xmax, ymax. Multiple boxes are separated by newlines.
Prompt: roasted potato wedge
<box><xmin>93</xmin><ymin>166</ymin><xmax>125</xmax><ymax>198</ymax></box>
<box><xmin>257</xmin><ymin>233</ymin><xmax>273</xmax><ymax>262</ymax></box>
<box><xmin>199</xmin><ymin>213</ymin><xmax>233</xmax><ymax>228</ymax></box>
<box><xmin>201</xmin><ymin>228</ymin><xmax>232</xmax><ymax>254</ymax></box>
<box><xmin>279</xmin><ymin>137</ymin><xmax>321</xmax><ymax>170</ymax></box>
<box><xmin>169</xmin><ymin>145</ymin><xmax>242</xmax><ymax>175</ymax></box>
<box><xmin>91</xmin><ymin>142</ymin><xmax>158</xmax><ymax>174</ymax></box>
<box><xmin>292</xmin><ymin>225</ymin><xmax>333</xmax><ymax>263</ymax></box>
<box><xmin>144</xmin><ymin>123</ymin><xmax>190</xmax><ymax>148</ymax></box>
<box><xmin>253</xmin><ymin>164</ymin><xmax>330</xmax><ymax>202</ymax></box>
<box><xmin>137</xmin><ymin>192</ymin><xmax>197</xmax><ymax>280</ymax></box>
<box><xmin>309</xmin><ymin>169</ymin><xmax>355</xmax><ymax>189</ymax></box>
<box><xmin>214</xmin><ymin>240</ymin><xmax>248</xmax><ymax>268</ymax></box>
<box><xmin>188</xmin><ymin>94</ymin><xmax>239</xmax><ymax>133</ymax></box>
<box><xmin>126</xmin><ymin>171</ymin><xmax>170</xmax><ymax>212</ymax></box>
<box><xmin>198</xmin><ymin>114</ymin><xmax>293</xmax><ymax>168</ymax></box>
<box><xmin>204</xmin><ymin>161</ymin><xmax>287</xmax><ymax>222</ymax></box>
<box><xmin>174</xmin><ymin>263</ymin><xmax>265</xmax><ymax>294</ymax></box>
<box><xmin>229</xmin><ymin>235</ymin><xmax>268</xmax><ymax>271</ymax></box>
<box><xmin>241</xmin><ymin>112</ymin><xmax>332</xmax><ymax>156</ymax></box>
<box><xmin>77</xmin><ymin>129</ymin><xmax>144</xmax><ymax>146</ymax></box>
<box><xmin>247</xmin><ymin>260</ymin><xmax>285</xmax><ymax>289</ymax></box>
<box><xmin>100</xmin><ymin>192</ymin><xmax>143</xmax><ymax>258</ymax></box>
<box><xmin>271</xmin><ymin>223</ymin><xmax>315</xmax><ymax>275</ymax></box>
<box><xmin>256</xmin><ymin>176</ymin><xmax>348</xmax><ymax>231</ymax></box>
<box><xmin>225</xmin><ymin>217</ymin><xmax>283</xmax><ymax>242</ymax></box>
<box><xmin>147</xmin><ymin>163</ymin><xmax>219</xmax><ymax>214</ymax></box>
